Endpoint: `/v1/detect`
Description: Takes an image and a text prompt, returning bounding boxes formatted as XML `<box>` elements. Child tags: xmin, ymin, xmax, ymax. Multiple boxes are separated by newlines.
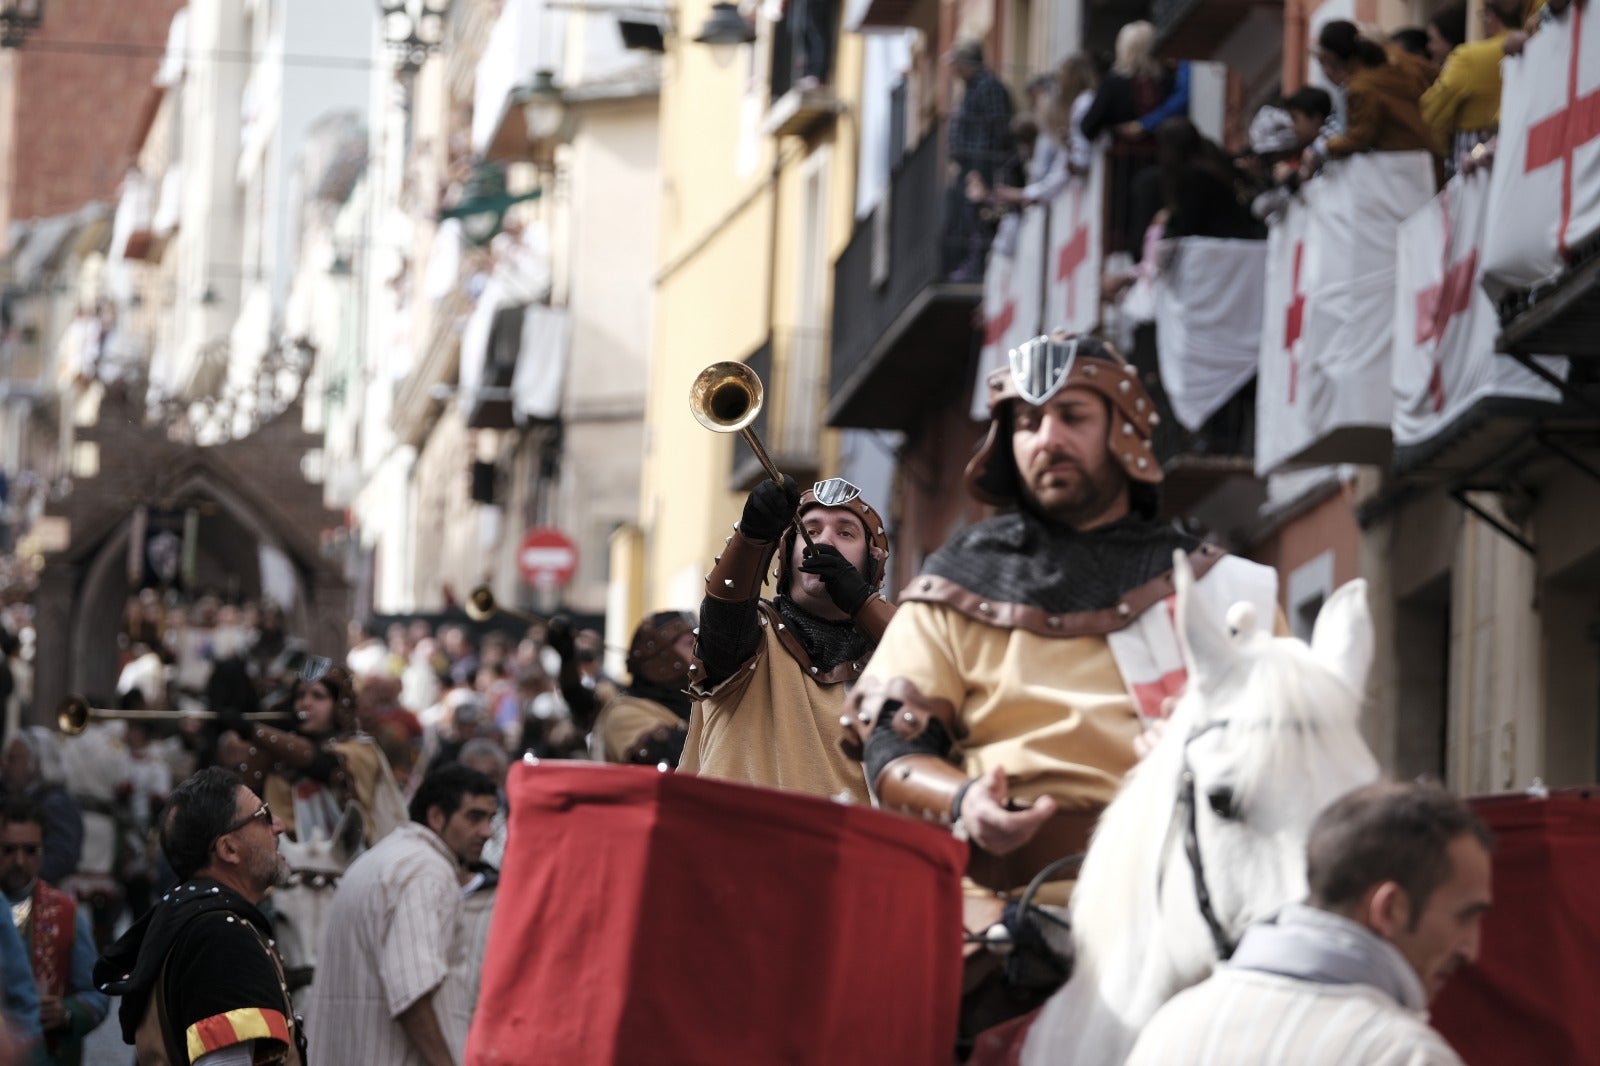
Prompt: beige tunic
<box><xmin>681</xmin><ymin>603</ymin><xmax>871</xmax><ymax>804</ymax></box>
<box><xmin>860</xmin><ymin>600</ymin><xmax>1141</xmax><ymax>813</ymax></box>
<box><xmin>594</xmin><ymin>694</ymin><xmax>687</xmax><ymax>764</ymax></box>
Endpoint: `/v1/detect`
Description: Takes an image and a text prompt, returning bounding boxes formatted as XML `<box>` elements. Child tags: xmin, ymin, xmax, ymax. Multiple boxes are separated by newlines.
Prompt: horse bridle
<box><xmin>1163</xmin><ymin>718</ymin><xmax>1240</xmax><ymax>962</ymax></box>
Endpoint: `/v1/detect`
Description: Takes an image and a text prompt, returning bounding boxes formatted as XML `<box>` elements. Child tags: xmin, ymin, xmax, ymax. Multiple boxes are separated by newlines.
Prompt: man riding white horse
<box><xmin>843</xmin><ymin>332</ymin><xmax>1280</xmax><ymax>1037</ymax></box>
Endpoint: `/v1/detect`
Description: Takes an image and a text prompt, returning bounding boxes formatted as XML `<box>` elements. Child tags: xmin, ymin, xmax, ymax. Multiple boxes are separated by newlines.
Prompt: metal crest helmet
<box><xmin>774</xmin><ymin>478</ymin><xmax>891</xmax><ymax>595</ymax></box>
<box><xmin>964</xmin><ymin>332</ymin><xmax>1163</xmax><ymax>509</ymax></box>
<box><xmin>626</xmin><ymin>611</ymin><xmax>697</xmax><ymax>687</ymax></box>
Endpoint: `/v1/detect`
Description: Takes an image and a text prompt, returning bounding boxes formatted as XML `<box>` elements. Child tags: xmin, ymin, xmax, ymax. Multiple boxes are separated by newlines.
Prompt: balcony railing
<box><xmin>828</xmin><ymin>125</ymin><xmax>978</xmax><ymax>431</ymax></box>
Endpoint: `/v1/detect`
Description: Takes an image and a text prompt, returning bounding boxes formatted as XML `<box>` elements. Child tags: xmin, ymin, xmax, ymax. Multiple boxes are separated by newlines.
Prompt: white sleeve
<box><xmin>194</xmin><ymin>1043</ymin><xmax>257</xmax><ymax>1066</ymax></box>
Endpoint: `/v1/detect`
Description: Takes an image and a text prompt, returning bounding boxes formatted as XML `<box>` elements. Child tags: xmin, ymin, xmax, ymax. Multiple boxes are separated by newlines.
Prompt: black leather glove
<box><xmin>740</xmin><ymin>476</ymin><xmax>801</xmax><ymax>543</ymax></box>
<box><xmin>546</xmin><ymin>615</ymin><xmax>576</xmax><ymax>662</ymax></box>
<box><xmin>798</xmin><ymin>544</ymin><xmax>873</xmax><ymax>616</ymax></box>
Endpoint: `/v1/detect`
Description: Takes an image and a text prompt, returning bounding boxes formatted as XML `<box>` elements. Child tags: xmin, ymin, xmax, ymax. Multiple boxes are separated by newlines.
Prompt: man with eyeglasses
<box><xmin>679</xmin><ymin>476</ymin><xmax>896</xmax><ymax>804</ymax></box>
<box><xmin>0</xmin><ymin>800</ymin><xmax>108</xmax><ymax>1064</ymax></box>
<box><xmin>96</xmin><ymin>767</ymin><xmax>303</xmax><ymax>1065</ymax></box>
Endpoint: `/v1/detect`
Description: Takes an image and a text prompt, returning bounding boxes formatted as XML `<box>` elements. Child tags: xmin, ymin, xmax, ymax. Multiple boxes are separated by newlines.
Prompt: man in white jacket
<box><xmin>1127</xmin><ymin>781</ymin><xmax>1492</xmax><ymax>1066</ymax></box>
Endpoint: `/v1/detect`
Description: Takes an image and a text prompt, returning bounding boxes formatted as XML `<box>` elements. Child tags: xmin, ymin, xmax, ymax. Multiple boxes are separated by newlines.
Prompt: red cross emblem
<box><xmin>1055</xmin><ymin>186</ymin><xmax>1091</xmax><ymax>321</ymax></box>
<box><xmin>1524</xmin><ymin>0</ymin><xmax>1600</xmax><ymax>258</ymax></box>
<box><xmin>1283</xmin><ymin>241</ymin><xmax>1307</xmax><ymax>404</ymax></box>
<box><xmin>1413</xmin><ymin>191</ymin><xmax>1479</xmax><ymax>414</ymax></box>
<box><xmin>984</xmin><ymin>301</ymin><xmax>1016</xmax><ymax>346</ymax></box>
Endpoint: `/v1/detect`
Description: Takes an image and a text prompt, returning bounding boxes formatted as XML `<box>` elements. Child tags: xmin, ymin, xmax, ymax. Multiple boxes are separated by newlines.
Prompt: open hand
<box><xmin>959</xmin><ymin>766</ymin><xmax>1056</xmax><ymax>855</ymax></box>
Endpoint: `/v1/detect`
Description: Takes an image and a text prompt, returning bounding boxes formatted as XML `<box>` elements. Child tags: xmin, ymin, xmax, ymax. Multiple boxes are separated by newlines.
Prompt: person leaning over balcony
<box><xmin>679</xmin><ymin>478</ymin><xmax>894</xmax><ymax>805</ymax></box>
<box><xmin>1421</xmin><ymin>0</ymin><xmax>1522</xmax><ymax>176</ymax></box>
<box><xmin>1313</xmin><ymin>21</ymin><xmax>1439</xmax><ymax>171</ymax></box>
<box><xmin>946</xmin><ymin>40</ymin><xmax>1016</xmax><ymax>282</ymax></box>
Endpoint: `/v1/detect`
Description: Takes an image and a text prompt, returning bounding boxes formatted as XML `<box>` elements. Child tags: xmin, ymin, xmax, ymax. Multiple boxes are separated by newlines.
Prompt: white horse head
<box><xmin>1020</xmin><ymin>552</ymin><xmax>1381</xmax><ymax>1065</ymax></box>
<box><xmin>271</xmin><ymin>802</ymin><xmax>365</xmax><ymax>1009</ymax></box>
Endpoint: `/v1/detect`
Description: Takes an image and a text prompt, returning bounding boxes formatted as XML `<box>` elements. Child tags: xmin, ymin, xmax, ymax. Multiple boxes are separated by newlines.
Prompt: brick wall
<box><xmin>3</xmin><ymin>0</ymin><xmax>182</xmax><ymax>226</ymax></box>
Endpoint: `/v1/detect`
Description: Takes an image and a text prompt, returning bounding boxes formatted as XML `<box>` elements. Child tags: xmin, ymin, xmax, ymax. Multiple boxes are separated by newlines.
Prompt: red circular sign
<box><xmin>517</xmin><ymin>527</ymin><xmax>579</xmax><ymax>589</ymax></box>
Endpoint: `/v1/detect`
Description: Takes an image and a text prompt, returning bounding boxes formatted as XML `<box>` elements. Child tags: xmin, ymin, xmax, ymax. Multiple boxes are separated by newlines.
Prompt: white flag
<box><xmin>1155</xmin><ymin>237</ymin><xmax>1267</xmax><ymax>432</ymax></box>
<box><xmin>1481</xmin><ymin>0</ymin><xmax>1600</xmax><ymax>301</ymax></box>
<box><xmin>971</xmin><ymin>207</ymin><xmax>1046</xmax><ymax>419</ymax></box>
<box><xmin>1256</xmin><ymin>152</ymin><xmax>1435</xmax><ymax>475</ymax></box>
<box><xmin>1394</xmin><ymin>171</ymin><xmax>1564</xmax><ymax>449</ymax></box>
<box><xmin>1042</xmin><ymin>156</ymin><xmax>1104</xmax><ymax>335</ymax></box>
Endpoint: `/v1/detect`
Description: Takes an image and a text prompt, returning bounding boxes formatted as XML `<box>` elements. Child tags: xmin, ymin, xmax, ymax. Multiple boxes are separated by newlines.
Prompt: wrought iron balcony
<box><xmin>827</xmin><ymin>127</ymin><xmax>980</xmax><ymax>432</ymax></box>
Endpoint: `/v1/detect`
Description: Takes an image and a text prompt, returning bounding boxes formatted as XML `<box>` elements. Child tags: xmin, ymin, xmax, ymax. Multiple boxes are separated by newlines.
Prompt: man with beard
<box><xmin>591</xmin><ymin>612</ymin><xmax>698</xmax><ymax>767</ymax></box>
<box><xmin>680</xmin><ymin>477</ymin><xmax>894</xmax><ymax>804</ymax></box>
<box><xmin>304</xmin><ymin>764</ymin><xmax>497</xmax><ymax>1066</ymax></box>
<box><xmin>0</xmin><ymin>800</ymin><xmax>108</xmax><ymax>1064</ymax></box>
<box><xmin>96</xmin><ymin>768</ymin><xmax>303</xmax><ymax>1065</ymax></box>
<box><xmin>845</xmin><ymin>333</ymin><xmax>1279</xmax><ymax>899</ymax></box>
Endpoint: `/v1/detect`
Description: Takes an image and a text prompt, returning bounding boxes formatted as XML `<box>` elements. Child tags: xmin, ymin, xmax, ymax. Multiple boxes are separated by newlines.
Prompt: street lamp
<box><xmin>693</xmin><ymin>2</ymin><xmax>755</xmax><ymax>46</ymax></box>
<box><xmin>515</xmin><ymin>70</ymin><xmax>566</xmax><ymax>142</ymax></box>
<box><xmin>0</xmin><ymin>0</ymin><xmax>44</xmax><ymax>49</ymax></box>
<box><xmin>438</xmin><ymin>162</ymin><xmax>542</xmax><ymax>247</ymax></box>
<box><xmin>377</xmin><ymin>0</ymin><xmax>451</xmax><ymax>75</ymax></box>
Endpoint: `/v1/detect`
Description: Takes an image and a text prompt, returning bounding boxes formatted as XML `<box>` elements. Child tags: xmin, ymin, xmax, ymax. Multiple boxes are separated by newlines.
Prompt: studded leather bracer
<box><xmin>841</xmin><ymin>676</ymin><xmax>967</xmax><ymax>824</ymax></box>
<box><xmin>218</xmin><ymin>726</ymin><xmax>346</xmax><ymax>796</ymax></box>
<box><xmin>705</xmin><ymin>525</ymin><xmax>779</xmax><ymax>604</ymax></box>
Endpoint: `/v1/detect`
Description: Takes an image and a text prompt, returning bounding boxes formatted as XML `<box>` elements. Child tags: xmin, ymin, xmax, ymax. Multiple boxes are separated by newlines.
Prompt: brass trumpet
<box><xmin>689</xmin><ymin>361</ymin><xmax>815</xmax><ymax>549</ymax></box>
<box><xmin>56</xmin><ymin>696</ymin><xmax>295</xmax><ymax>737</ymax></box>
<box><xmin>463</xmin><ymin>585</ymin><xmax>548</xmax><ymax>627</ymax></box>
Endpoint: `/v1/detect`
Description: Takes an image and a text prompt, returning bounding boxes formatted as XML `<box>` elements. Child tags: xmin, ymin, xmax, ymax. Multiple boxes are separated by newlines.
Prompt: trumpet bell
<box><xmin>465</xmin><ymin>585</ymin><xmax>499</xmax><ymax>623</ymax></box>
<box><xmin>57</xmin><ymin>697</ymin><xmax>91</xmax><ymax>737</ymax></box>
<box><xmin>689</xmin><ymin>361</ymin><xmax>764</xmax><ymax>434</ymax></box>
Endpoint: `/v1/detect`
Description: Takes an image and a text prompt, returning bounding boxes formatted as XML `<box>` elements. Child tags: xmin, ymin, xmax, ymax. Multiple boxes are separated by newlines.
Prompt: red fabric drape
<box><xmin>466</xmin><ymin>762</ymin><xmax>969</xmax><ymax>1066</ymax></box>
<box><xmin>1431</xmin><ymin>789</ymin><xmax>1600</xmax><ymax>1066</ymax></box>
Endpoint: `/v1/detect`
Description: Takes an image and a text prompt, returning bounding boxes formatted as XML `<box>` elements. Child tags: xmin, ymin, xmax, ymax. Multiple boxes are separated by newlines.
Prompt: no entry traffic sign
<box><xmin>517</xmin><ymin>527</ymin><xmax>579</xmax><ymax>589</ymax></box>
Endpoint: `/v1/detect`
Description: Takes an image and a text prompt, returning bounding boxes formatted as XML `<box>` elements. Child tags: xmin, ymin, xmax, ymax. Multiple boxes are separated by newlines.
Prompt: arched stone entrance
<box><xmin>30</xmin><ymin>388</ymin><xmax>349</xmax><ymax>722</ymax></box>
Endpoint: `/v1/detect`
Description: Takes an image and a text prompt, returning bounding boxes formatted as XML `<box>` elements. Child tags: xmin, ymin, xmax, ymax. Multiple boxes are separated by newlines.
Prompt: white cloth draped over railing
<box><xmin>970</xmin><ymin>155</ymin><xmax>1105</xmax><ymax>419</ymax></box>
<box><xmin>1393</xmin><ymin>170</ymin><xmax>1564</xmax><ymax>448</ymax></box>
<box><xmin>1155</xmin><ymin>237</ymin><xmax>1267</xmax><ymax>432</ymax></box>
<box><xmin>1480</xmin><ymin>0</ymin><xmax>1600</xmax><ymax>300</ymax></box>
<box><xmin>1256</xmin><ymin>152</ymin><xmax>1436</xmax><ymax>475</ymax></box>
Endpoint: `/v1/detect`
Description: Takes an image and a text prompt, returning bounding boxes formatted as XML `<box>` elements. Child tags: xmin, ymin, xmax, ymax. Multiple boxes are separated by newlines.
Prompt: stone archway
<box><xmin>30</xmin><ymin>388</ymin><xmax>349</xmax><ymax>724</ymax></box>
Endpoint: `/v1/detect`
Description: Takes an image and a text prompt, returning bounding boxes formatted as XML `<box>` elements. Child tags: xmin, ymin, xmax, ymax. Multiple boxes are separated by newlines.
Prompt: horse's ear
<box><xmin>1174</xmin><ymin>549</ymin><xmax>1235</xmax><ymax>699</ymax></box>
<box><xmin>1309</xmin><ymin>578</ymin><xmax>1373</xmax><ymax>696</ymax></box>
<box><xmin>333</xmin><ymin>803</ymin><xmax>365</xmax><ymax>865</ymax></box>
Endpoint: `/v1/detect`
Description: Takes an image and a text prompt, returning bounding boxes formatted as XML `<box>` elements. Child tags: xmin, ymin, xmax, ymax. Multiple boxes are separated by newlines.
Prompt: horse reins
<box><xmin>1166</xmin><ymin>718</ymin><xmax>1240</xmax><ymax>962</ymax></box>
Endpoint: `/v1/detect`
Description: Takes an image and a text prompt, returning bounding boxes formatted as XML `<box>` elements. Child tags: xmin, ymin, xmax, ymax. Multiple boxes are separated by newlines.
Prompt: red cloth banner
<box><xmin>1431</xmin><ymin>790</ymin><xmax>1600</xmax><ymax>1066</ymax></box>
<box><xmin>466</xmin><ymin>763</ymin><xmax>969</xmax><ymax>1066</ymax></box>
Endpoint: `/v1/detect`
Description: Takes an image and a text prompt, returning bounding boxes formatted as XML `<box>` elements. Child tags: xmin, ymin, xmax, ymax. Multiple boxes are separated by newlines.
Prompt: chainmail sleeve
<box><xmin>695</xmin><ymin>596</ymin><xmax>763</xmax><ymax>689</ymax></box>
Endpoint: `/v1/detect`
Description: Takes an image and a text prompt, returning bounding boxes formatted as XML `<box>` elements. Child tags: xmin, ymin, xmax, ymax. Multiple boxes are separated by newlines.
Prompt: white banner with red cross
<box><xmin>971</xmin><ymin>206</ymin><xmax>1047</xmax><ymax>419</ymax></box>
<box><xmin>1255</xmin><ymin>151</ymin><xmax>1437</xmax><ymax>475</ymax></box>
<box><xmin>1394</xmin><ymin>170</ymin><xmax>1564</xmax><ymax>448</ymax></box>
<box><xmin>1042</xmin><ymin>157</ymin><xmax>1104</xmax><ymax>336</ymax></box>
<box><xmin>1154</xmin><ymin>237</ymin><xmax>1268</xmax><ymax>432</ymax></box>
<box><xmin>1481</xmin><ymin>0</ymin><xmax>1600</xmax><ymax>299</ymax></box>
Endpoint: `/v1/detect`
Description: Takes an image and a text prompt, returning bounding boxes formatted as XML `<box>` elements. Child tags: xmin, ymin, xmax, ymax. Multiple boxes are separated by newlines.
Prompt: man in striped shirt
<box><xmin>304</xmin><ymin>764</ymin><xmax>497</xmax><ymax>1066</ymax></box>
<box><xmin>1127</xmin><ymin>782</ymin><xmax>1492</xmax><ymax>1066</ymax></box>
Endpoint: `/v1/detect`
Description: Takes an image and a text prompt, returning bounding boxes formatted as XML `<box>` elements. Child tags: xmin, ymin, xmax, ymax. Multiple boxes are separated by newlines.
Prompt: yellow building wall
<box><xmin>640</xmin><ymin>16</ymin><xmax>870</xmax><ymax>614</ymax></box>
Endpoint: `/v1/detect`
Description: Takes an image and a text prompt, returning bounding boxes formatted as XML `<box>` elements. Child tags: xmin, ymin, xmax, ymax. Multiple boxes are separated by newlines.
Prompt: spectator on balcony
<box><xmin>1154</xmin><ymin>118</ymin><xmax>1264</xmax><ymax>242</ymax></box>
<box><xmin>1426</xmin><ymin>2</ymin><xmax>1468</xmax><ymax>63</ymax></box>
<box><xmin>1080</xmin><ymin>22</ymin><xmax>1189</xmax><ymax>145</ymax></box>
<box><xmin>968</xmin><ymin>115</ymin><xmax>1040</xmax><ymax>257</ymax></box>
<box><xmin>1422</xmin><ymin>0</ymin><xmax>1521</xmax><ymax>176</ymax></box>
<box><xmin>946</xmin><ymin>40</ymin><xmax>1016</xmax><ymax>282</ymax></box>
<box><xmin>1312</xmin><ymin>21</ymin><xmax>1439</xmax><ymax>170</ymax></box>
<box><xmin>1388</xmin><ymin>26</ymin><xmax>1433</xmax><ymax>60</ymax></box>
<box><xmin>1245</xmin><ymin>105</ymin><xmax>1306</xmax><ymax>222</ymax></box>
<box><xmin>985</xmin><ymin>53</ymin><xmax>1099</xmax><ymax>212</ymax></box>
